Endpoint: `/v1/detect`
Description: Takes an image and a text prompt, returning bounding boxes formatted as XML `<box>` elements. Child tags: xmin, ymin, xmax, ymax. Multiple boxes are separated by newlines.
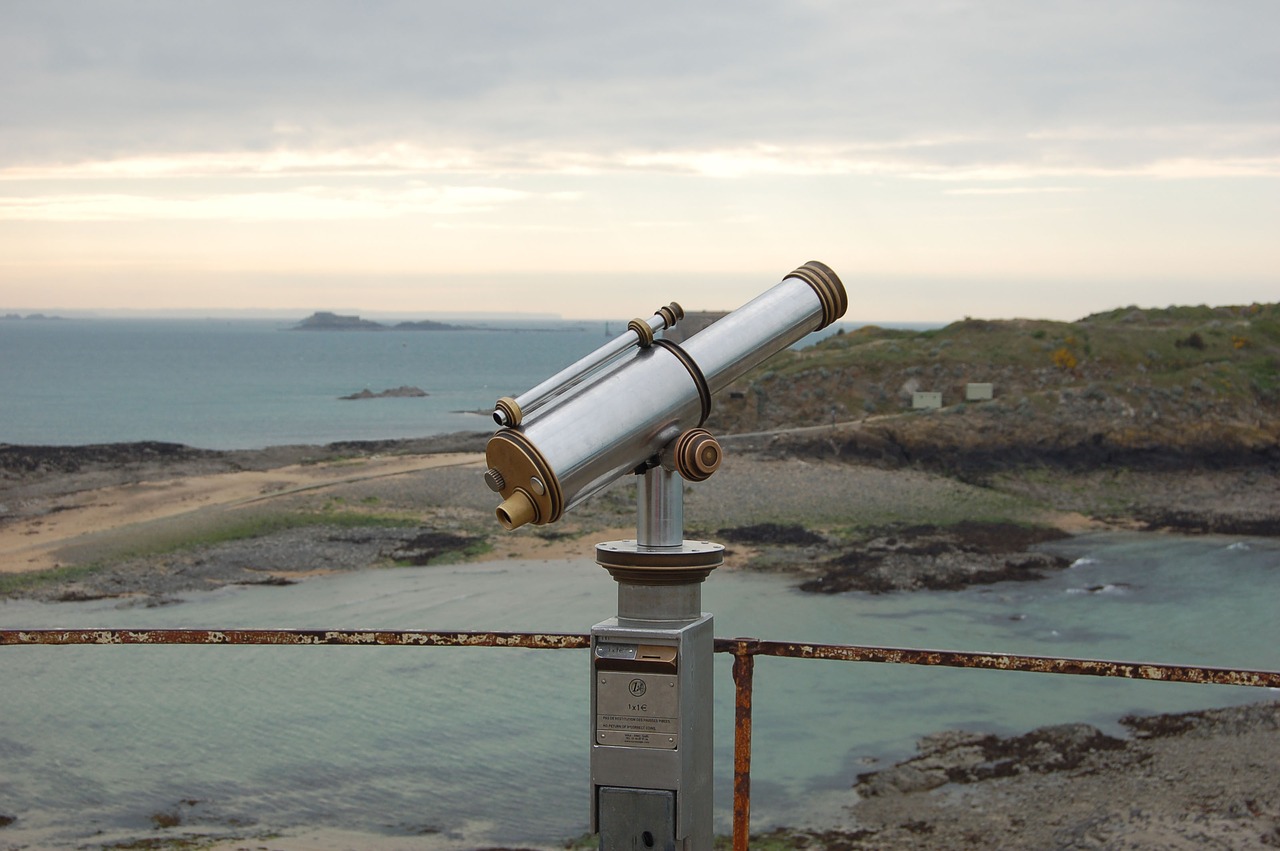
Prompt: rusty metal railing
<box><xmin>0</xmin><ymin>628</ymin><xmax>588</xmax><ymax>649</ymax></box>
<box><xmin>713</xmin><ymin>638</ymin><xmax>1280</xmax><ymax>851</ymax></box>
<box><xmin>4</xmin><ymin>627</ymin><xmax>1278</xmax><ymax>849</ymax></box>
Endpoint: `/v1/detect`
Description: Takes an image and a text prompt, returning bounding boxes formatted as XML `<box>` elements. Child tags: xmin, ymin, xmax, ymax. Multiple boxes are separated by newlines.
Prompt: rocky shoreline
<box><xmin>716</xmin><ymin>520</ymin><xmax>1073</xmax><ymax>594</ymax></box>
<box><xmin>761</xmin><ymin>701</ymin><xmax>1280</xmax><ymax>850</ymax></box>
<box><xmin>2</xmin><ymin>432</ymin><xmax>1278</xmax><ymax>604</ymax></box>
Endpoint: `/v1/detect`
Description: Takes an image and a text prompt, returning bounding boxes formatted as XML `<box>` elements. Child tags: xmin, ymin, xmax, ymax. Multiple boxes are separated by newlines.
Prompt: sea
<box><xmin>0</xmin><ymin>316</ymin><xmax>620</xmax><ymax>449</ymax></box>
<box><xmin>1</xmin><ymin>317</ymin><xmax>1278</xmax><ymax>849</ymax></box>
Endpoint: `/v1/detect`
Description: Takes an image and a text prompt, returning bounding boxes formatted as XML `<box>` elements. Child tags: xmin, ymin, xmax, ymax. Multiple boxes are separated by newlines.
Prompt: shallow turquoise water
<box><xmin>1</xmin><ymin>532</ymin><xmax>1276</xmax><ymax>847</ymax></box>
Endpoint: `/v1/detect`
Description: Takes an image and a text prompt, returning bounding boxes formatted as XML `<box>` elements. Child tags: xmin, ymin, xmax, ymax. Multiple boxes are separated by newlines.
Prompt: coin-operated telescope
<box><xmin>484</xmin><ymin>262</ymin><xmax>846</xmax><ymax>851</ymax></box>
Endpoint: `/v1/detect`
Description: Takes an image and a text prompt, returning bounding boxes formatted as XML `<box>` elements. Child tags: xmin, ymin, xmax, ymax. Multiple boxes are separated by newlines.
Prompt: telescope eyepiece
<box><xmin>496</xmin><ymin>490</ymin><xmax>538</xmax><ymax>530</ymax></box>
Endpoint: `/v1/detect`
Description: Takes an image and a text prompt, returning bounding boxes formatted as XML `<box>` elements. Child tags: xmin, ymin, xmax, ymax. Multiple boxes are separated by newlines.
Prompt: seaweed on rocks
<box><xmin>797</xmin><ymin>521</ymin><xmax>1071</xmax><ymax>594</ymax></box>
<box><xmin>383</xmin><ymin>530</ymin><xmax>483</xmax><ymax>565</ymax></box>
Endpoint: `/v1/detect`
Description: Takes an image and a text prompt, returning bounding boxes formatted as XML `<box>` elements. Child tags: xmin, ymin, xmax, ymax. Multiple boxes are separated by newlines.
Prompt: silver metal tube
<box><xmin>486</xmin><ymin>263</ymin><xmax>845</xmax><ymax>529</ymax></box>
<box><xmin>637</xmin><ymin>465</ymin><xmax>684</xmax><ymax>548</ymax></box>
<box><xmin>529</xmin><ymin>346</ymin><xmax>703</xmax><ymax>517</ymax></box>
<box><xmin>616</xmin><ymin>582</ymin><xmax>703</xmax><ymax>622</ymax></box>
<box><xmin>681</xmin><ymin>277</ymin><xmax>824</xmax><ymax>396</ymax></box>
<box><xmin>495</xmin><ymin>313</ymin><xmax>673</xmax><ymax>426</ymax></box>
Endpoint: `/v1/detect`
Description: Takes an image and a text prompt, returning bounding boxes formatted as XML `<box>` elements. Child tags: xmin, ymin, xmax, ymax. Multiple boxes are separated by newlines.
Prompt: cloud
<box><xmin>0</xmin><ymin>184</ymin><xmax>531</xmax><ymax>222</ymax></box>
<box><xmin>3</xmin><ymin>1</ymin><xmax>1277</xmax><ymax>176</ymax></box>
<box><xmin>2</xmin><ymin>1</ymin><xmax>1276</xmax><ymax>319</ymax></box>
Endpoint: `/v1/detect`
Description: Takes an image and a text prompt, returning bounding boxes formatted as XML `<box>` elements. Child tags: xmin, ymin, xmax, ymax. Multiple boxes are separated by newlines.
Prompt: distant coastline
<box><xmin>291</xmin><ymin>310</ymin><xmax>587</xmax><ymax>332</ymax></box>
<box><xmin>292</xmin><ymin>311</ymin><xmax>462</xmax><ymax>331</ymax></box>
<box><xmin>2</xmin><ymin>313</ymin><xmax>65</xmax><ymax>321</ymax></box>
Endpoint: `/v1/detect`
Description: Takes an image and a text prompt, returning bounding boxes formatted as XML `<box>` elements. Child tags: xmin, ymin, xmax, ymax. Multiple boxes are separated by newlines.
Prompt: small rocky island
<box><xmin>2</xmin><ymin>313</ymin><xmax>66</xmax><ymax>321</ymax></box>
<box><xmin>339</xmin><ymin>386</ymin><xmax>428</xmax><ymax>400</ymax></box>
<box><xmin>293</xmin><ymin>311</ymin><xmax>461</xmax><ymax>331</ymax></box>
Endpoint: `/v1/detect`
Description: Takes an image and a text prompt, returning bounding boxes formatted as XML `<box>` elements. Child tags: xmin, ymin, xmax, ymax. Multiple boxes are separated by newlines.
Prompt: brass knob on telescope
<box><xmin>483</xmin><ymin>468</ymin><xmax>506</xmax><ymax>493</ymax></box>
<box><xmin>674</xmin><ymin>428</ymin><xmax>722</xmax><ymax>482</ymax></box>
<box><xmin>655</xmin><ymin>301</ymin><xmax>684</xmax><ymax>329</ymax></box>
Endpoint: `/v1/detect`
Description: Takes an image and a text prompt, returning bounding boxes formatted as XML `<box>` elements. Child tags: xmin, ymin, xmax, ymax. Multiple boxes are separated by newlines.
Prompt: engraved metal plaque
<box><xmin>596</xmin><ymin>672</ymin><xmax>679</xmax><ymax>749</ymax></box>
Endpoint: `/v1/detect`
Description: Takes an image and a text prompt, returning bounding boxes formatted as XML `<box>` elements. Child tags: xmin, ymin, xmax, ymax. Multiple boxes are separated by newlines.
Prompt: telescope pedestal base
<box><xmin>591</xmin><ymin>538</ymin><xmax>721</xmax><ymax>848</ymax></box>
<box><xmin>596</xmin><ymin>539</ymin><xmax>723</xmax><ymax>622</ymax></box>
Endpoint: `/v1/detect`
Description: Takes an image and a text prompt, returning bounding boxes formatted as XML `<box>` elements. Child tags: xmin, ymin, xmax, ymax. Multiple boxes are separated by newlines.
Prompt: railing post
<box><xmin>731</xmin><ymin>640</ymin><xmax>756</xmax><ymax>851</ymax></box>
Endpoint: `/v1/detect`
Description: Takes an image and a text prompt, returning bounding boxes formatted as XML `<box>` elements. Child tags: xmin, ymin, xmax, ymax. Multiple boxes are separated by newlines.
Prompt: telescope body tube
<box><xmin>486</xmin><ymin>262</ymin><xmax>845</xmax><ymax>530</ymax></box>
<box><xmin>494</xmin><ymin>304</ymin><xmax>683</xmax><ymax>428</ymax></box>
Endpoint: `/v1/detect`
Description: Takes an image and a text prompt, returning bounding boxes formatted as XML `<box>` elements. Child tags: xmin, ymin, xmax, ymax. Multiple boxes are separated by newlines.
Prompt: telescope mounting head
<box><xmin>483</xmin><ymin>261</ymin><xmax>846</xmax><ymax>539</ymax></box>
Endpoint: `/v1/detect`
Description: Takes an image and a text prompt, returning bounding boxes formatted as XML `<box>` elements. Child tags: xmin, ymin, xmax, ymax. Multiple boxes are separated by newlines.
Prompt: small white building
<box><xmin>912</xmin><ymin>391</ymin><xmax>943</xmax><ymax>410</ymax></box>
<box><xmin>965</xmin><ymin>383</ymin><xmax>994</xmax><ymax>401</ymax></box>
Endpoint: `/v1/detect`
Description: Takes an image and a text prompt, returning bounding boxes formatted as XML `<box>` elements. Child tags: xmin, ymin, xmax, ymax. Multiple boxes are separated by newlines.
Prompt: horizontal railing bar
<box><xmin>713</xmin><ymin>637</ymin><xmax>1280</xmax><ymax>688</ymax></box>
<box><xmin>2</xmin><ymin>629</ymin><xmax>1277</xmax><ymax>688</ymax></box>
<box><xmin>0</xmin><ymin>629</ymin><xmax>590</xmax><ymax>649</ymax></box>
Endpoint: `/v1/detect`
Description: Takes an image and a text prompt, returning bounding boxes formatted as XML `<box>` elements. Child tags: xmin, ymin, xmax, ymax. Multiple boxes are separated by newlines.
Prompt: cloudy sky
<box><xmin>2</xmin><ymin>1</ymin><xmax>1277</xmax><ymax>321</ymax></box>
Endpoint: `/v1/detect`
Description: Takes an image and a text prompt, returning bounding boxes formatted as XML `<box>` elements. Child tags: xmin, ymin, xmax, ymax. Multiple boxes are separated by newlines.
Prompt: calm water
<box><xmin>0</xmin><ymin>317</ymin><xmax>611</xmax><ymax>449</ymax></box>
<box><xmin>1</xmin><ymin>534</ymin><xmax>1277</xmax><ymax>848</ymax></box>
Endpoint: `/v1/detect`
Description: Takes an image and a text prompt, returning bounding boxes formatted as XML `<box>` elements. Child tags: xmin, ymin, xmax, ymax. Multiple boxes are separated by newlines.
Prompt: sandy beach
<box><xmin>1</xmin><ymin>436</ymin><xmax>1278</xmax><ymax>849</ymax></box>
<box><xmin>0</xmin><ymin>452</ymin><xmax>487</xmax><ymax>574</ymax></box>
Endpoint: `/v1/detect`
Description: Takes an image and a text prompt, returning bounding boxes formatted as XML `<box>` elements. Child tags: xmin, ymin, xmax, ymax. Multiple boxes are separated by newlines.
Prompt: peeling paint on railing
<box><xmin>711</xmin><ymin>637</ymin><xmax>1280</xmax><ymax>688</ymax></box>
<box><xmin>0</xmin><ymin>628</ymin><xmax>590</xmax><ymax>649</ymax></box>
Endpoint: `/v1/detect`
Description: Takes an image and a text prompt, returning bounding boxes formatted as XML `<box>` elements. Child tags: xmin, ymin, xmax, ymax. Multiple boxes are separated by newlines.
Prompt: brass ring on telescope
<box><xmin>654</xmin><ymin>301</ymin><xmax>684</xmax><ymax>329</ymax></box>
<box><xmin>652</xmin><ymin>339</ymin><xmax>712</xmax><ymax>426</ymax></box>
<box><xmin>493</xmin><ymin>396</ymin><xmax>523</xmax><ymax>428</ymax></box>
<box><xmin>787</xmin><ymin>260</ymin><xmax>848</xmax><ymax>330</ymax></box>
<box><xmin>628</xmin><ymin>318</ymin><xmax>655</xmax><ymax>347</ymax></box>
<box><xmin>485</xmin><ymin>430</ymin><xmax>563</xmax><ymax>528</ymax></box>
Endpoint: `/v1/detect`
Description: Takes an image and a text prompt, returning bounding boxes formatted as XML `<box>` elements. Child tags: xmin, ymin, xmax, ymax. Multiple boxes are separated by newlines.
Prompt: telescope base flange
<box><xmin>595</xmin><ymin>540</ymin><xmax>723</xmax><ymax>585</ymax></box>
<box><xmin>597</xmin><ymin>540</ymin><xmax>723</xmax><ymax>623</ymax></box>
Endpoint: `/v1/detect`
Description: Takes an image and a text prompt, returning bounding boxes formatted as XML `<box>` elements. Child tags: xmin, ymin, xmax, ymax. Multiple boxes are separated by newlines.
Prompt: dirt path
<box><xmin>0</xmin><ymin>452</ymin><xmax>485</xmax><ymax>573</ymax></box>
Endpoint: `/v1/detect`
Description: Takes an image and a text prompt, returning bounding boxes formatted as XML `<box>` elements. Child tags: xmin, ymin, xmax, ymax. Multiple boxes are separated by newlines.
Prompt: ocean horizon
<box><xmin>0</xmin><ymin>316</ymin><xmax>611</xmax><ymax>450</ymax></box>
<box><xmin>0</xmin><ymin>314</ymin><xmax>927</xmax><ymax>451</ymax></box>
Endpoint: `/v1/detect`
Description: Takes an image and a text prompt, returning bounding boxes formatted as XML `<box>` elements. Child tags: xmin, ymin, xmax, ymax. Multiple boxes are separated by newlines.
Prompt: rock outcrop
<box><xmin>339</xmin><ymin>386</ymin><xmax>428</xmax><ymax>400</ymax></box>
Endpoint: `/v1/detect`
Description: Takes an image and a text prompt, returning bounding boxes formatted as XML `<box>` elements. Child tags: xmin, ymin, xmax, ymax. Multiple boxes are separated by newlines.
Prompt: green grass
<box><xmin>164</xmin><ymin>509</ymin><xmax>422</xmax><ymax>552</ymax></box>
<box><xmin>717</xmin><ymin>299</ymin><xmax>1280</xmax><ymax>436</ymax></box>
<box><xmin>0</xmin><ymin>562</ymin><xmax>105</xmax><ymax>597</ymax></box>
<box><xmin>0</xmin><ymin>509</ymin><xmax>429</xmax><ymax>597</ymax></box>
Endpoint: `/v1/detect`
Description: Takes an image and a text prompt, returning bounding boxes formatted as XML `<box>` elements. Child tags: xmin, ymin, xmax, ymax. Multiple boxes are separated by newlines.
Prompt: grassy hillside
<box><xmin>707</xmin><ymin>302</ymin><xmax>1280</xmax><ymax>472</ymax></box>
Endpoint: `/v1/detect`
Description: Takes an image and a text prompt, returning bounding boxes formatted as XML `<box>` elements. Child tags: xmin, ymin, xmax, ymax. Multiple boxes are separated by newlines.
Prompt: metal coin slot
<box><xmin>595</xmin><ymin>643</ymin><xmax>678</xmax><ymax>674</ymax></box>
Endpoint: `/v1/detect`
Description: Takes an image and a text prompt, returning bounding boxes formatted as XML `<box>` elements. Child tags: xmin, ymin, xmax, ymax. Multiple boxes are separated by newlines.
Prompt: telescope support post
<box><xmin>590</xmin><ymin>465</ymin><xmax>720</xmax><ymax>850</ymax></box>
<box><xmin>637</xmin><ymin>465</ymin><xmax>684</xmax><ymax>549</ymax></box>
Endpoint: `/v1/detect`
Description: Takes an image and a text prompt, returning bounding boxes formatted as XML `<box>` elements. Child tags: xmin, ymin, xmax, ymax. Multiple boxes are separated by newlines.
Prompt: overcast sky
<box><xmin>2</xmin><ymin>1</ymin><xmax>1277</xmax><ymax>320</ymax></box>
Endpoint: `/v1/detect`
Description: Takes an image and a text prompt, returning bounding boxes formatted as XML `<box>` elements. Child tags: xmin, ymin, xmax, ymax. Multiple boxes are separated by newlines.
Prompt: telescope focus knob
<box><xmin>673</xmin><ymin>428</ymin><xmax>722</xmax><ymax>482</ymax></box>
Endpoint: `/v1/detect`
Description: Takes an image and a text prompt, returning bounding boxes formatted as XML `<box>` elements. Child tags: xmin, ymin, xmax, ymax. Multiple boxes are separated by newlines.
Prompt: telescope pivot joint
<box><xmin>668</xmin><ymin>428</ymin><xmax>721</xmax><ymax>482</ymax></box>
